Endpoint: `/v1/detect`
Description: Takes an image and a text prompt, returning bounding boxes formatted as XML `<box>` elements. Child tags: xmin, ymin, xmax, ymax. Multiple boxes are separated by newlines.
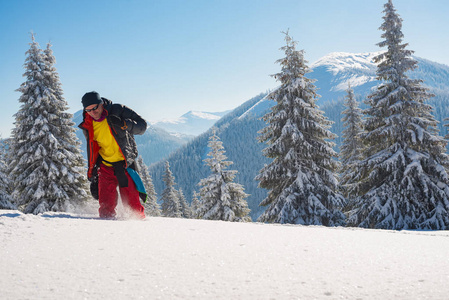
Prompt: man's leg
<box><xmin>98</xmin><ymin>164</ymin><xmax>118</xmax><ymax>219</ymax></box>
<box><xmin>119</xmin><ymin>170</ymin><xmax>145</xmax><ymax>219</ymax></box>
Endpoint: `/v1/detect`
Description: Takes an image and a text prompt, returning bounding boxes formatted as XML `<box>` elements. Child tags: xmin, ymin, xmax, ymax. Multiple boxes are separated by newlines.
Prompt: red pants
<box><xmin>98</xmin><ymin>163</ymin><xmax>145</xmax><ymax>219</ymax></box>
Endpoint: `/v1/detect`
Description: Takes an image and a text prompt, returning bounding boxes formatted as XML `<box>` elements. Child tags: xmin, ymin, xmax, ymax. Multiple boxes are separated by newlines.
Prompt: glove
<box><xmin>109</xmin><ymin>116</ymin><xmax>134</xmax><ymax>132</ymax></box>
<box><xmin>90</xmin><ymin>178</ymin><xmax>99</xmax><ymax>200</ymax></box>
<box><xmin>89</xmin><ymin>165</ymin><xmax>99</xmax><ymax>200</ymax></box>
<box><xmin>123</xmin><ymin>119</ymin><xmax>135</xmax><ymax>132</ymax></box>
<box><xmin>112</xmin><ymin>161</ymin><xmax>128</xmax><ymax>188</ymax></box>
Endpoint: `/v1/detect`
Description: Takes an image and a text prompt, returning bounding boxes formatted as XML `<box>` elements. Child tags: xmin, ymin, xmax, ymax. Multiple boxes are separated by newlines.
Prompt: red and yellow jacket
<box><xmin>78</xmin><ymin>98</ymin><xmax>147</xmax><ymax>180</ymax></box>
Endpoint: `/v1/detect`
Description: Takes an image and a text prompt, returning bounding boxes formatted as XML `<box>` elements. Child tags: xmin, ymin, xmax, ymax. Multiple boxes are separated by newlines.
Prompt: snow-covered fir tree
<box><xmin>0</xmin><ymin>140</ymin><xmax>16</xmax><ymax>210</ymax></box>
<box><xmin>256</xmin><ymin>32</ymin><xmax>345</xmax><ymax>226</ymax></box>
<box><xmin>9</xmin><ymin>35</ymin><xmax>89</xmax><ymax>214</ymax></box>
<box><xmin>444</xmin><ymin>118</ymin><xmax>449</xmax><ymax>150</ymax></box>
<box><xmin>198</xmin><ymin>130</ymin><xmax>251</xmax><ymax>222</ymax></box>
<box><xmin>160</xmin><ymin>161</ymin><xmax>181</xmax><ymax>218</ymax></box>
<box><xmin>191</xmin><ymin>191</ymin><xmax>201</xmax><ymax>219</ymax></box>
<box><xmin>136</xmin><ymin>156</ymin><xmax>161</xmax><ymax>217</ymax></box>
<box><xmin>339</xmin><ymin>84</ymin><xmax>365</xmax><ymax>199</ymax></box>
<box><xmin>348</xmin><ymin>0</ymin><xmax>449</xmax><ymax>230</ymax></box>
<box><xmin>445</xmin><ymin>119</ymin><xmax>449</xmax><ymax>139</ymax></box>
<box><xmin>177</xmin><ymin>188</ymin><xmax>192</xmax><ymax>218</ymax></box>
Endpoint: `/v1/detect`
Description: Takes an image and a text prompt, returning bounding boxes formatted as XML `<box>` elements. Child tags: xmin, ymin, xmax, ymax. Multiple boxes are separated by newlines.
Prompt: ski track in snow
<box><xmin>1</xmin><ymin>208</ymin><xmax>449</xmax><ymax>300</ymax></box>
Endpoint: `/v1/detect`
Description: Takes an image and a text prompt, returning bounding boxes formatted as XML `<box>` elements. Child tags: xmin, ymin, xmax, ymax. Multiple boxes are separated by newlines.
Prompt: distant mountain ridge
<box><xmin>151</xmin><ymin>110</ymin><xmax>230</xmax><ymax>136</ymax></box>
<box><xmin>148</xmin><ymin>52</ymin><xmax>449</xmax><ymax>220</ymax></box>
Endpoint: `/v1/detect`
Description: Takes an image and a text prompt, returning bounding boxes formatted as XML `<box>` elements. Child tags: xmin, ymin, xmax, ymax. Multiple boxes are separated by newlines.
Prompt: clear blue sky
<box><xmin>0</xmin><ymin>0</ymin><xmax>448</xmax><ymax>137</ymax></box>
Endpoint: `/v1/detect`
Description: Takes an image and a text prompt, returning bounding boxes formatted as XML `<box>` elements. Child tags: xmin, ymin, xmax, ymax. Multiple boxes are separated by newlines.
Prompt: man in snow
<box><xmin>79</xmin><ymin>91</ymin><xmax>147</xmax><ymax>219</ymax></box>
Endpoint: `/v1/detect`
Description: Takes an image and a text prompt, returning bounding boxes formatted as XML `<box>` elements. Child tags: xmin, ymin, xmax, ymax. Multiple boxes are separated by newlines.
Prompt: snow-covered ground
<box><xmin>1</xmin><ymin>205</ymin><xmax>449</xmax><ymax>300</ymax></box>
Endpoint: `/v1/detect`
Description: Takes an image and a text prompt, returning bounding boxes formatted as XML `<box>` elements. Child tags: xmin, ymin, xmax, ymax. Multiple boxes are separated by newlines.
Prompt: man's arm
<box><xmin>113</xmin><ymin>104</ymin><xmax>147</xmax><ymax>135</ymax></box>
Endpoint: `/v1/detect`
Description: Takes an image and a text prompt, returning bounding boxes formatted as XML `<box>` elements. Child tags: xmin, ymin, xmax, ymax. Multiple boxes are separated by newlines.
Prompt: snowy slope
<box><xmin>1</xmin><ymin>208</ymin><xmax>449</xmax><ymax>300</ymax></box>
<box><xmin>237</xmin><ymin>93</ymin><xmax>273</xmax><ymax>120</ymax></box>
<box><xmin>151</xmin><ymin>110</ymin><xmax>230</xmax><ymax>136</ymax></box>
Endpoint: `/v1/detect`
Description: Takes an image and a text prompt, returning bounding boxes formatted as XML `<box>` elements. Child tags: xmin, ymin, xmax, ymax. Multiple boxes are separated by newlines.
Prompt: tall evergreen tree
<box><xmin>256</xmin><ymin>32</ymin><xmax>345</xmax><ymax>226</ymax></box>
<box><xmin>444</xmin><ymin>118</ymin><xmax>449</xmax><ymax>148</ymax></box>
<box><xmin>198</xmin><ymin>130</ymin><xmax>251</xmax><ymax>222</ymax></box>
<box><xmin>177</xmin><ymin>188</ymin><xmax>192</xmax><ymax>218</ymax></box>
<box><xmin>339</xmin><ymin>84</ymin><xmax>365</xmax><ymax>199</ymax></box>
<box><xmin>0</xmin><ymin>140</ymin><xmax>16</xmax><ymax>210</ymax></box>
<box><xmin>349</xmin><ymin>0</ymin><xmax>449</xmax><ymax>230</ymax></box>
<box><xmin>9</xmin><ymin>35</ymin><xmax>89</xmax><ymax>214</ymax></box>
<box><xmin>191</xmin><ymin>191</ymin><xmax>201</xmax><ymax>219</ymax></box>
<box><xmin>160</xmin><ymin>161</ymin><xmax>181</xmax><ymax>218</ymax></box>
<box><xmin>136</xmin><ymin>156</ymin><xmax>161</xmax><ymax>217</ymax></box>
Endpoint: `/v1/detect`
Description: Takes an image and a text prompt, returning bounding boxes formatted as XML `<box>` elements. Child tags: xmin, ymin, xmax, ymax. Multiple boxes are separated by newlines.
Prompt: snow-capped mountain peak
<box><xmin>150</xmin><ymin>110</ymin><xmax>230</xmax><ymax>136</ymax></box>
<box><xmin>151</xmin><ymin>111</ymin><xmax>223</xmax><ymax>125</ymax></box>
<box><xmin>311</xmin><ymin>51</ymin><xmax>382</xmax><ymax>75</ymax></box>
<box><xmin>307</xmin><ymin>51</ymin><xmax>386</xmax><ymax>100</ymax></box>
<box><xmin>186</xmin><ymin>110</ymin><xmax>223</xmax><ymax>120</ymax></box>
<box><xmin>238</xmin><ymin>52</ymin><xmax>385</xmax><ymax>120</ymax></box>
